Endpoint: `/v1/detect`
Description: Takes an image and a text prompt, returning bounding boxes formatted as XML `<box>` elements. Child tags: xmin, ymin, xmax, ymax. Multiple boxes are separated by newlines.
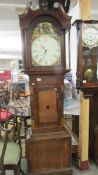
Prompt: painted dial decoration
<box><xmin>31</xmin><ymin>22</ymin><xmax>61</xmax><ymax>66</ymax></box>
<box><xmin>82</xmin><ymin>27</ymin><xmax>98</xmax><ymax>47</ymax></box>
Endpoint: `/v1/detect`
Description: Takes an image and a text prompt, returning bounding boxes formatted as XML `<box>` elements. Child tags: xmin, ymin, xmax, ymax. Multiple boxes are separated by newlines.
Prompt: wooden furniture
<box><xmin>19</xmin><ymin>1</ymin><xmax>72</xmax><ymax>175</ymax></box>
<box><xmin>39</xmin><ymin>0</ymin><xmax>70</xmax><ymax>12</ymax></box>
<box><xmin>73</xmin><ymin>20</ymin><xmax>98</xmax><ymax>163</ymax></box>
<box><xmin>8</xmin><ymin>93</ymin><xmax>31</xmax><ymax>158</ymax></box>
<box><xmin>13</xmin><ymin>94</ymin><xmax>31</xmax><ymax>157</ymax></box>
<box><xmin>93</xmin><ymin>123</ymin><xmax>98</xmax><ymax>163</ymax></box>
<box><xmin>0</xmin><ymin>109</ymin><xmax>24</xmax><ymax>175</ymax></box>
<box><xmin>73</xmin><ymin>20</ymin><xmax>98</xmax><ymax>90</ymax></box>
<box><xmin>26</xmin><ymin>126</ymin><xmax>72</xmax><ymax>175</ymax></box>
<box><xmin>89</xmin><ymin>92</ymin><xmax>98</xmax><ymax>162</ymax></box>
<box><xmin>64</xmin><ymin>98</ymin><xmax>80</xmax><ymax>154</ymax></box>
<box><xmin>72</xmin><ymin>115</ymin><xmax>79</xmax><ymax>137</ymax></box>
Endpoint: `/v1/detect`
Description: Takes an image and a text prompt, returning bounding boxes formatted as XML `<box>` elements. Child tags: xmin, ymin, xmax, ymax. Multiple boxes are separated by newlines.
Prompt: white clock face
<box><xmin>82</xmin><ymin>27</ymin><xmax>98</xmax><ymax>47</ymax></box>
<box><xmin>31</xmin><ymin>35</ymin><xmax>61</xmax><ymax>66</ymax></box>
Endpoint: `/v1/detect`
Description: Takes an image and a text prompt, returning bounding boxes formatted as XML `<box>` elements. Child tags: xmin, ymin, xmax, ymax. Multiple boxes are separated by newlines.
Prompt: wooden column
<box><xmin>78</xmin><ymin>0</ymin><xmax>91</xmax><ymax>171</ymax></box>
<box><xmin>79</xmin><ymin>0</ymin><xmax>91</xmax><ymax>20</ymax></box>
<box><xmin>79</xmin><ymin>92</ymin><xmax>89</xmax><ymax>171</ymax></box>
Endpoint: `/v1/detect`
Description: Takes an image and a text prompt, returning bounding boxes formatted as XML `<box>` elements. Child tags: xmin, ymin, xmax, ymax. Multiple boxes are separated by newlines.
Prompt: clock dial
<box><xmin>31</xmin><ymin>35</ymin><xmax>61</xmax><ymax>66</ymax></box>
<box><xmin>31</xmin><ymin>22</ymin><xmax>61</xmax><ymax>66</ymax></box>
<box><xmin>82</xmin><ymin>27</ymin><xmax>98</xmax><ymax>47</ymax></box>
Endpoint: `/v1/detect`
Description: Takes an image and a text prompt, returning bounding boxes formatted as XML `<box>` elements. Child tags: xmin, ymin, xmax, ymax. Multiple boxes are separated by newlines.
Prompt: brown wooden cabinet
<box><xmin>89</xmin><ymin>92</ymin><xmax>98</xmax><ymax>162</ymax></box>
<box><xmin>73</xmin><ymin>20</ymin><xmax>98</xmax><ymax>90</ymax></box>
<box><xmin>19</xmin><ymin>1</ymin><xmax>72</xmax><ymax>174</ymax></box>
<box><xmin>73</xmin><ymin>20</ymin><xmax>98</xmax><ymax>163</ymax></box>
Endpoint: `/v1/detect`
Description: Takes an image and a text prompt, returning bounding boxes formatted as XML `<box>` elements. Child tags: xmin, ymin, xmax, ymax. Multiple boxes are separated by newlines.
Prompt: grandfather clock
<box><xmin>73</xmin><ymin>20</ymin><xmax>98</xmax><ymax>162</ymax></box>
<box><xmin>19</xmin><ymin>1</ymin><xmax>72</xmax><ymax>174</ymax></box>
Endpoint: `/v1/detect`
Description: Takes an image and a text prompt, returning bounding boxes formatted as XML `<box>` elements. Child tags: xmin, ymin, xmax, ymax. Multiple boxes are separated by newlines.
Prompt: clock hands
<box><xmin>44</xmin><ymin>49</ymin><xmax>47</xmax><ymax>58</ymax></box>
<box><xmin>32</xmin><ymin>35</ymin><xmax>61</xmax><ymax>66</ymax></box>
<box><xmin>40</xmin><ymin>45</ymin><xmax>47</xmax><ymax>59</ymax></box>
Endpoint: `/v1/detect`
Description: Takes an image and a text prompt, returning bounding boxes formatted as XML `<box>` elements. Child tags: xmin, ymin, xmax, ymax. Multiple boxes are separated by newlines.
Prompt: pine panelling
<box><xmin>79</xmin><ymin>92</ymin><xmax>89</xmax><ymax>161</ymax></box>
<box><xmin>79</xmin><ymin>0</ymin><xmax>90</xmax><ymax>171</ymax></box>
<box><xmin>79</xmin><ymin>0</ymin><xmax>91</xmax><ymax>19</ymax></box>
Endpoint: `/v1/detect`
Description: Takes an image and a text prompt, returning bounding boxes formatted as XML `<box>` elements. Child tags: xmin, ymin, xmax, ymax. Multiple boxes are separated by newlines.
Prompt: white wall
<box><xmin>68</xmin><ymin>1</ymin><xmax>80</xmax><ymax>86</ymax></box>
<box><xmin>0</xmin><ymin>6</ymin><xmax>22</xmax><ymax>61</ymax></box>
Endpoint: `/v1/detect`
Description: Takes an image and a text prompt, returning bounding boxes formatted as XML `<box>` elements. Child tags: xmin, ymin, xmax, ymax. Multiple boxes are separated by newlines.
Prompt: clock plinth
<box><xmin>19</xmin><ymin>2</ymin><xmax>72</xmax><ymax>175</ymax></box>
<box><xmin>26</xmin><ymin>126</ymin><xmax>72</xmax><ymax>175</ymax></box>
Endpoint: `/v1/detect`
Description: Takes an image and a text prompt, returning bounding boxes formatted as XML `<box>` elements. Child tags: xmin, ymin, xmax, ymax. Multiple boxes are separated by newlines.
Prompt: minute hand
<box><xmin>43</xmin><ymin>49</ymin><xmax>47</xmax><ymax>58</ymax></box>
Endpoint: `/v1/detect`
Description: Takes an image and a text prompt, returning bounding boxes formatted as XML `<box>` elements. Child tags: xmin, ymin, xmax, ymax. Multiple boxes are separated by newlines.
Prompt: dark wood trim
<box><xmin>27</xmin><ymin>167</ymin><xmax>73</xmax><ymax>175</ymax></box>
<box><xmin>80</xmin><ymin>160</ymin><xmax>89</xmax><ymax>172</ymax></box>
<box><xmin>23</xmin><ymin>69</ymin><xmax>71</xmax><ymax>76</ymax></box>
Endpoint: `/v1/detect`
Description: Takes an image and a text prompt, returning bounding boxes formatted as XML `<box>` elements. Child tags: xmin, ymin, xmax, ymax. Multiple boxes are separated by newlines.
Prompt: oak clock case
<box><xmin>29</xmin><ymin>19</ymin><xmax>67</xmax><ymax>127</ymax></box>
<box><xmin>74</xmin><ymin>20</ymin><xmax>98</xmax><ymax>164</ymax></box>
<box><xmin>30</xmin><ymin>23</ymin><xmax>63</xmax><ymax>126</ymax></box>
<box><xmin>73</xmin><ymin>20</ymin><xmax>98</xmax><ymax>90</ymax></box>
<box><xmin>19</xmin><ymin>3</ymin><xmax>72</xmax><ymax>175</ymax></box>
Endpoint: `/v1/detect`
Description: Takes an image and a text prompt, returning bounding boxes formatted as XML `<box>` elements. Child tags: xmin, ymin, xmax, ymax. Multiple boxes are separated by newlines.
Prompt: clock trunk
<box><xmin>30</xmin><ymin>74</ymin><xmax>64</xmax><ymax>128</ymax></box>
<box><xmin>73</xmin><ymin>20</ymin><xmax>98</xmax><ymax>164</ymax></box>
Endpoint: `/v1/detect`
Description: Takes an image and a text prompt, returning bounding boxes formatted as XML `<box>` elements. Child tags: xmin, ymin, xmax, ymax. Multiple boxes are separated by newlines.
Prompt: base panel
<box><xmin>27</xmin><ymin>168</ymin><xmax>73</xmax><ymax>175</ymax></box>
<box><xmin>26</xmin><ymin>126</ymin><xmax>72</xmax><ymax>175</ymax></box>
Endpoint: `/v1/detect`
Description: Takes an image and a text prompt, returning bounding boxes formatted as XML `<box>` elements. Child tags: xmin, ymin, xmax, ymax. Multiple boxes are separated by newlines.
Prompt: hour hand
<box><xmin>43</xmin><ymin>49</ymin><xmax>47</xmax><ymax>58</ymax></box>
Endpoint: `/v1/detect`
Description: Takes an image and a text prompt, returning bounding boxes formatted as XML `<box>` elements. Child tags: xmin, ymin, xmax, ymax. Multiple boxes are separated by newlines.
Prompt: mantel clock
<box><xmin>73</xmin><ymin>20</ymin><xmax>98</xmax><ymax>93</ymax></box>
<box><xmin>19</xmin><ymin>1</ymin><xmax>72</xmax><ymax>175</ymax></box>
